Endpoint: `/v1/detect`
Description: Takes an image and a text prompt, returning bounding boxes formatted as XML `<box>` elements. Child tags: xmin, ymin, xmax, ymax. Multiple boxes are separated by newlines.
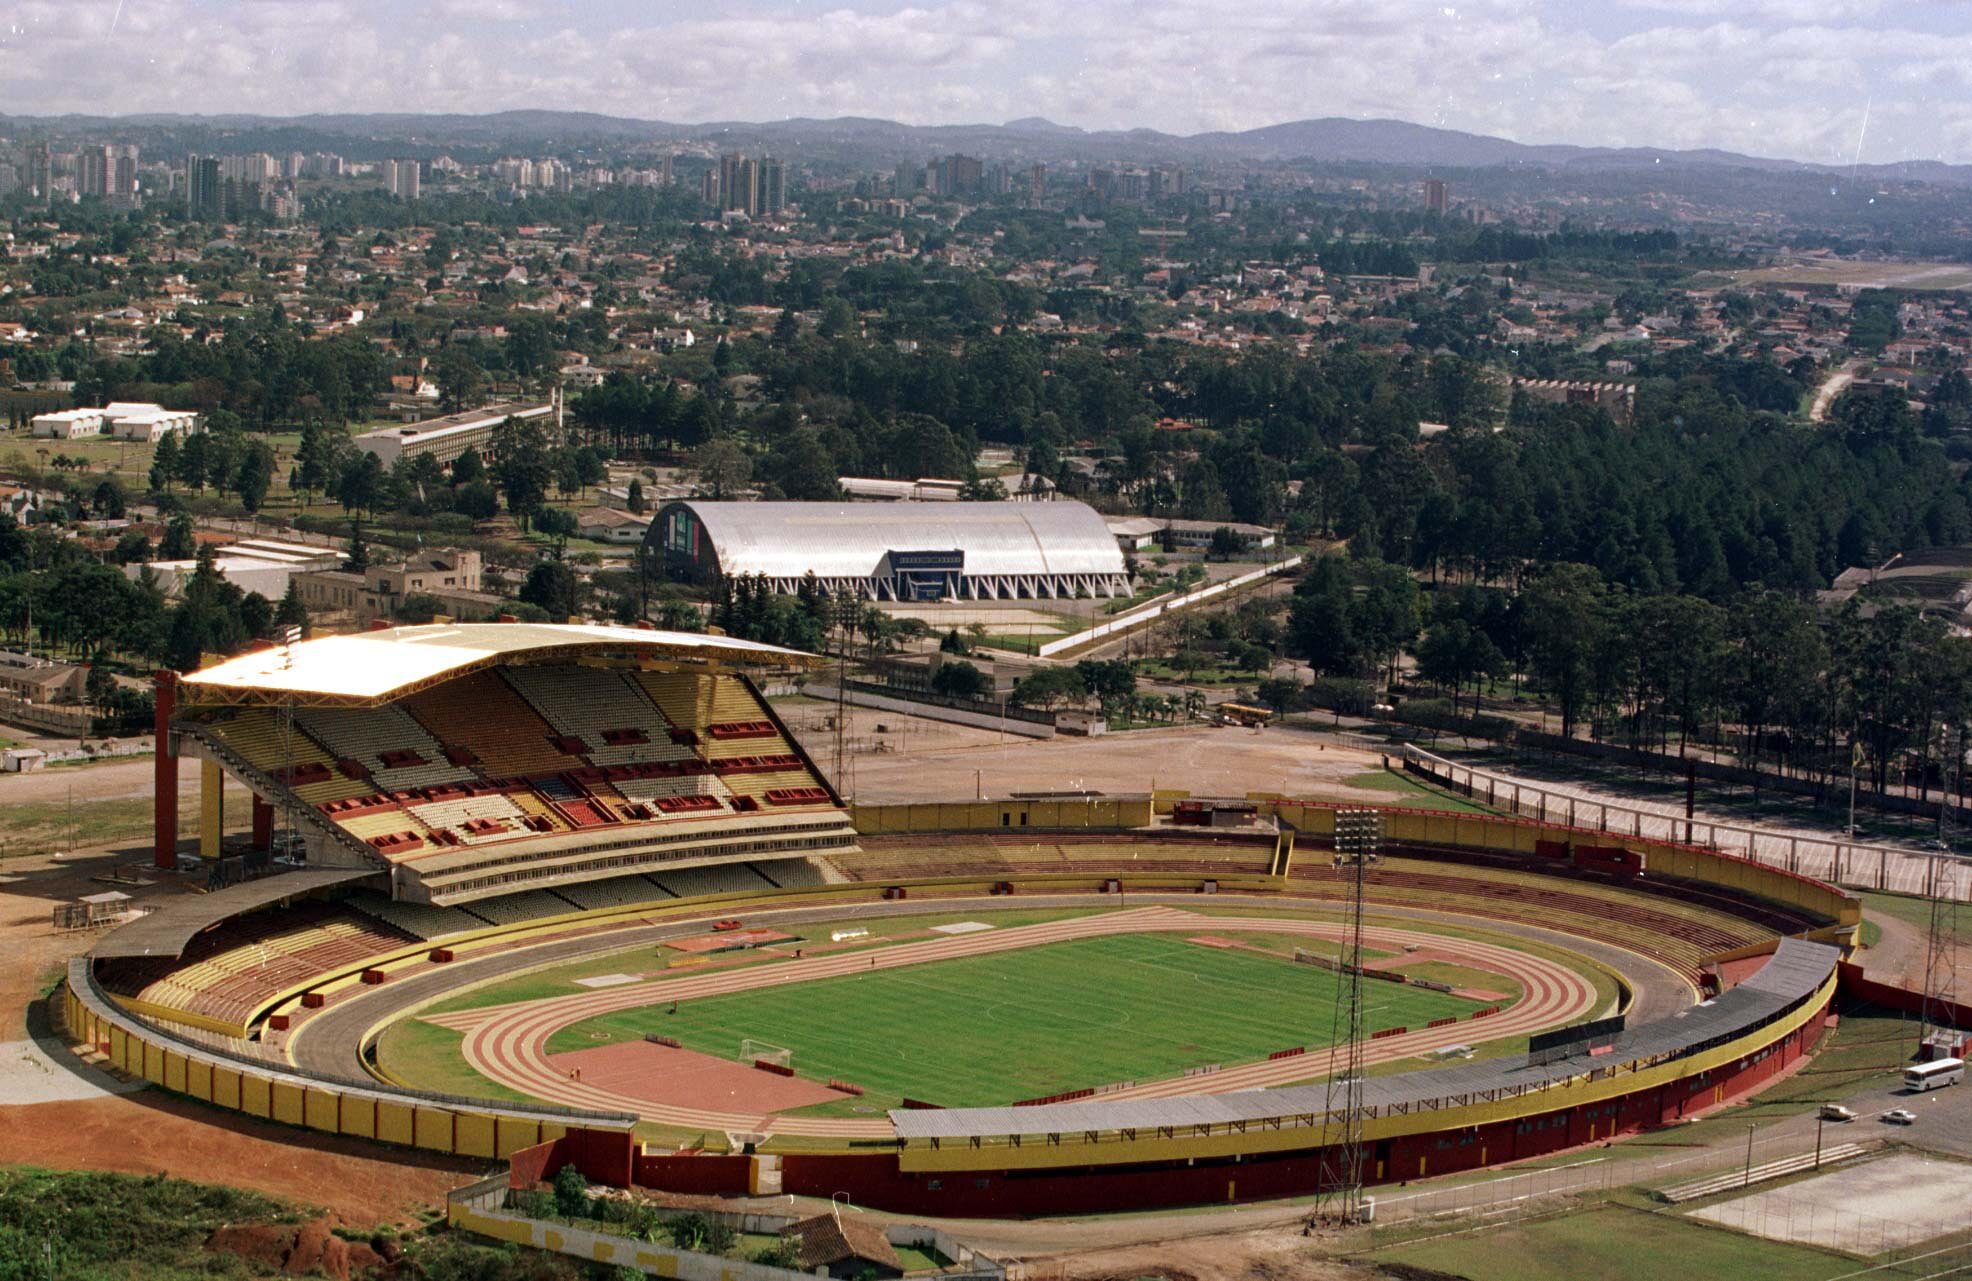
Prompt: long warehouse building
<box><xmin>652</xmin><ymin>500</ymin><xmax>1133</xmax><ymax>601</ymax></box>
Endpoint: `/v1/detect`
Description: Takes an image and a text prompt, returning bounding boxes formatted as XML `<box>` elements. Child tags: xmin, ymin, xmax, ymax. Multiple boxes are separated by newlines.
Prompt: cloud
<box><xmin>0</xmin><ymin>0</ymin><xmax>1968</xmax><ymax>163</ymax></box>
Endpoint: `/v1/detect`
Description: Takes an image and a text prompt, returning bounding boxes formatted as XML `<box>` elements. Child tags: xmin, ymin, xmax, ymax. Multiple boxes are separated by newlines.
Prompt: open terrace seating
<box><xmin>550</xmin><ymin>875</ymin><xmax>673</xmax><ymax>912</ymax></box>
<box><xmin>466</xmin><ymin>888</ymin><xmax>585</xmax><ymax>925</ymax></box>
<box><xmin>401</xmin><ymin>671</ymin><xmax>572</xmax><ymax>778</ymax></box>
<box><xmin>98</xmin><ymin>902</ymin><xmax>415</xmax><ymax>1031</ymax></box>
<box><xmin>344</xmin><ymin>891</ymin><xmax>492</xmax><ymax>941</ymax></box>
<box><xmin>648</xmin><ymin>862</ymin><xmax>777</xmax><ymax>899</ymax></box>
<box><xmin>295</xmin><ymin>705</ymin><xmax>478</xmax><ymax>792</ymax></box>
<box><xmin>202</xmin><ymin>710</ymin><xmax>375</xmax><ymax>805</ymax></box>
<box><xmin>500</xmin><ymin>665</ymin><xmax>697</xmax><ymax>767</ymax></box>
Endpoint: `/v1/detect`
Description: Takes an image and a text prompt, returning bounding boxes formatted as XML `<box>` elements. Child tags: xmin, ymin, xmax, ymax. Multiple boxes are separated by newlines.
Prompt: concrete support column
<box><xmin>200</xmin><ymin>757</ymin><xmax>223</xmax><ymax>861</ymax></box>
<box><xmin>153</xmin><ymin>671</ymin><xmax>178</xmax><ymax>869</ymax></box>
<box><xmin>251</xmin><ymin>794</ymin><xmax>273</xmax><ymax>851</ymax></box>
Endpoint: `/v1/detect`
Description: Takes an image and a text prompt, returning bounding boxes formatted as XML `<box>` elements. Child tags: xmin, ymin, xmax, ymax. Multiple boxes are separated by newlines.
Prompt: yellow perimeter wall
<box><xmin>63</xmin><ymin>977</ymin><xmax>598</xmax><ymax>1164</ymax></box>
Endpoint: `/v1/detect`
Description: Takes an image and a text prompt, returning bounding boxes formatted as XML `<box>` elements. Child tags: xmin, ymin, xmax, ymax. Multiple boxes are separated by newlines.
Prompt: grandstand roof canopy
<box><xmin>91</xmin><ymin>867</ymin><xmax>380</xmax><ymax>959</ymax></box>
<box><xmin>179</xmin><ymin>622</ymin><xmax>823</xmax><ymax>708</ymax></box>
<box><xmin>666</xmin><ymin>501</ymin><xmax>1129</xmax><ymax>579</ymax></box>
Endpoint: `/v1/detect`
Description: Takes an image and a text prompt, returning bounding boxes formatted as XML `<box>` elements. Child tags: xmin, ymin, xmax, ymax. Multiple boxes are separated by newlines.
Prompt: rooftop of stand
<box><xmin>177</xmin><ymin>622</ymin><xmax>824</xmax><ymax>707</ymax></box>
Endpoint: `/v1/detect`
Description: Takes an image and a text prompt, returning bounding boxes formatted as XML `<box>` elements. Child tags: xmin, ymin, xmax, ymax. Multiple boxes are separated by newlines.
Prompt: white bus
<box><xmin>1903</xmin><ymin>1058</ymin><xmax>1964</xmax><ymax>1092</ymax></box>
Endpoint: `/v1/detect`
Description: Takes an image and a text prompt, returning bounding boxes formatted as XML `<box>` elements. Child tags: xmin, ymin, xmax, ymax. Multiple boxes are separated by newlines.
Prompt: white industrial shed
<box><xmin>652</xmin><ymin>500</ymin><xmax>1133</xmax><ymax>601</ymax></box>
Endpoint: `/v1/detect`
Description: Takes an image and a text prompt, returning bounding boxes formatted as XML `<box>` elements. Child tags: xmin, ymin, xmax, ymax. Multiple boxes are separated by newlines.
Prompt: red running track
<box><xmin>427</xmin><ymin>906</ymin><xmax>1599</xmax><ymax>1138</ymax></box>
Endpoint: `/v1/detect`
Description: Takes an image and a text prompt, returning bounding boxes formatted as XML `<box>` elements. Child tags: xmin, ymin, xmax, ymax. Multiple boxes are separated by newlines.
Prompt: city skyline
<box><xmin>2</xmin><ymin>0</ymin><xmax>1971</xmax><ymax>166</ymax></box>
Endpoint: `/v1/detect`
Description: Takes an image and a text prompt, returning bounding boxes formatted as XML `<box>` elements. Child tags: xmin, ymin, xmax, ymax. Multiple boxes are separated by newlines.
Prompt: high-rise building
<box><xmin>384</xmin><ymin>158</ymin><xmax>421</xmax><ymax>201</ymax></box>
<box><xmin>717</xmin><ymin>152</ymin><xmax>759</xmax><ymax>215</ymax></box>
<box><xmin>700</xmin><ymin>167</ymin><xmax>720</xmax><ymax>206</ymax></box>
<box><xmin>79</xmin><ymin>147</ymin><xmax>109</xmax><ymax>198</ymax></box>
<box><xmin>186</xmin><ymin>154</ymin><xmax>224</xmax><ymax>220</ymax></box>
<box><xmin>659</xmin><ymin>154</ymin><xmax>674</xmax><ymax>186</ymax></box>
<box><xmin>26</xmin><ymin>143</ymin><xmax>50</xmax><ymax>204</ymax></box>
<box><xmin>1425</xmin><ymin>178</ymin><xmax>1449</xmax><ymax>214</ymax></box>
<box><xmin>1025</xmin><ymin>163</ymin><xmax>1046</xmax><ymax>206</ymax></box>
<box><xmin>757</xmin><ymin>157</ymin><xmax>784</xmax><ymax>216</ymax></box>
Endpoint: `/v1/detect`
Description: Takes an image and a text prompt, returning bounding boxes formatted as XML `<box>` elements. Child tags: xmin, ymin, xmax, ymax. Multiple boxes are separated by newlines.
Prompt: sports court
<box><xmin>664</xmin><ymin>929</ymin><xmax>797</xmax><ymax>954</ymax></box>
<box><xmin>1691</xmin><ymin>1154</ymin><xmax>1972</xmax><ymax>1253</ymax></box>
<box><xmin>544</xmin><ymin>1040</ymin><xmax>846</xmax><ymax>1113</ymax></box>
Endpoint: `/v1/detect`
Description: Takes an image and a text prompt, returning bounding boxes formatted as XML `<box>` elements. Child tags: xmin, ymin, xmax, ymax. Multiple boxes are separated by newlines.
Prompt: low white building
<box><xmin>31</xmin><ymin>402</ymin><xmax>200</xmax><ymax>442</ymax></box>
<box><xmin>30</xmin><ymin>409</ymin><xmax>104</xmax><ymax>439</ymax></box>
<box><xmin>130</xmin><ymin>538</ymin><xmax>342</xmax><ymax>601</ymax></box>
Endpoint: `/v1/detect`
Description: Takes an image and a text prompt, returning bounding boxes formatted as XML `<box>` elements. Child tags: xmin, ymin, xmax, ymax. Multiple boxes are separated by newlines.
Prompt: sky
<box><xmin>4</xmin><ymin>0</ymin><xmax>1972</xmax><ymax>165</ymax></box>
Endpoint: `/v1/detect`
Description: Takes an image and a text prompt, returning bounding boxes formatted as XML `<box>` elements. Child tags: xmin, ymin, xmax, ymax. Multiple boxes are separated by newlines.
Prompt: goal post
<box><xmin>741</xmin><ymin>1038</ymin><xmax>792</xmax><ymax>1067</ymax></box>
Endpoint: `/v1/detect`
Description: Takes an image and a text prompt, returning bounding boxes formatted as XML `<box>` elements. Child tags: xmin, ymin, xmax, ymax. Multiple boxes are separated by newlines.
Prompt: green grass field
<box><xmin>1373</xmin><ymin>1205</ymin><xmax>1856</xmax><ymax>1281</ymax></box>
<box><xmin>544</xmin><ymin>933</ymin><xmax>1480</xmax><ymax>1109</ymax></box>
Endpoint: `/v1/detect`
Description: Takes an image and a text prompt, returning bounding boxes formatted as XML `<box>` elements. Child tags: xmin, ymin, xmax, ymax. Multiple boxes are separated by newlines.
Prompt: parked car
<box><xmin>712</xmin><ymin>919</ymin><xmax>743</xmax><ymax>932</ymax></box>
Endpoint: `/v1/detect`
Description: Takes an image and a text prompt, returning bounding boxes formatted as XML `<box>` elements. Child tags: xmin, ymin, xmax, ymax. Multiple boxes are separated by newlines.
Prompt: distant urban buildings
<box><xmin>383</xmin><ymin>158</ymin><xmax>421</xmax><ymax>201</ymax></box>
<box><xmin>1425</xmin><ymin>178</ymin><xmax>1449</xmax><ymax>214</ymax></box>
<box><xmin>711</xmin><ymin>152</ymin><xmax>785</xmax><ymax>217</ymax></box>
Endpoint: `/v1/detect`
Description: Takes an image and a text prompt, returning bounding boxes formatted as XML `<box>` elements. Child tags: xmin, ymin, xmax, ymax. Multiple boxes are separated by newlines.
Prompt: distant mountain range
<box><xmin>6</xmin><ymin>109</ymin><xmax>1969</xmax><ymax>186</ymax></box>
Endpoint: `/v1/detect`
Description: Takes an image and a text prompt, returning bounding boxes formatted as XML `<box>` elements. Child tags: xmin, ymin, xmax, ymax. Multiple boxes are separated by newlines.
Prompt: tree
<box><xmin>938</xmin><ymin>627</ymin><xmax>972</xmax><ymax>655</ymax></box>
<box><xmin>1256</xmin><ymin>675</ymin><xmax>1306</xmax><ymax>714</ymax></box>
<box><xmin>626</xmin><ymin>477</ymin><xmax>646</xmax><ymax>514</ymax></box>
<box><xmin>451</xmin><ymin>446</ymin><xmax>486</xmax><ymax>486</ymax></box>
<box><xmin>1414</xmin><ymin>619</ymin><xmax>1503</xmax><ymax>715</ymax></box>
<box><xmin>433</xmin><ymin>346</ymin><xmax>486</xmax><ymax>412</ymax></box>
<box><xmin>931</xmin><ymin>659</ymin><xmax>989</xmax><ymax>701</ymax></box>
<box><xmin>492</xmin><ymin>420</ymin><xmax>553</xmax><ymax>530</ymax></box>
<box><xmin>454</xmin><ymin>479</ymin><xmax>499</xmax><ymax>520</ymax></box>
<box><xmin>551</xmin><ymin>1165</ymin><xmax>590</xmax><ymax>1220</ymax></box>
<box><xmin>234</xmin><ymin>440</ymin><xmax>277</xmax><ymax>513</ymax></box>
<box><xmin>343</xmin><ymin>521</ymin><xmax>370</xmax><ymax>572</ymax></box>
<box><xmin>534</xmin><ymin>505</ymin><xmax>579</xmax><ymax>548</ymax></box>
<box><xmin>1207</xmin><ymin>525</ymin><xmax>1253</xmax><ymax>560</ymax></box>
<box><xmin>1011</xmin><ymin>666</ymin><xmax>1085</xmax><ymax>710</ymax></box>
<box><xmin>158</xmin><ymin>513</ymin><xmax>195</xmax><ymax>560</ymax></box>
<box><xmin>520</xmin><ymin>558</ymin><xmax>581</xmax><ymax>619</ymax></box>
<box><xmin>692</xmin><ymin>439</ymin><xmax>752</xmax><ymax>499</ymax></box>
<box><xmin>274</xmin><ymin>580</ymin><xmax>309</xmax><ymax>633</ymax></box>
<box><xmin>90</xmin><ymin>477</ymin><xmax>126</xmax><ymax>519</ymax></box>
<box><xmin>149</xmin><ymin>432</ymin><xmax>180</xmax><ymax>492</ymax></box>
<box><xmin>1522</xmin><ymin>563</ymin><xmax>1615</xmax><ymax>738</ymax></box>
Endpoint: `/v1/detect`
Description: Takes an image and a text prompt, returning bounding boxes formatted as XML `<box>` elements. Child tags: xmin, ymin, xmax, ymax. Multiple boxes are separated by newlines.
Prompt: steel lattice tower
<box><xmin>1313</xmin><ymin>808</ymin><xmax>1379</xmax><ymax>1227</ymax></box>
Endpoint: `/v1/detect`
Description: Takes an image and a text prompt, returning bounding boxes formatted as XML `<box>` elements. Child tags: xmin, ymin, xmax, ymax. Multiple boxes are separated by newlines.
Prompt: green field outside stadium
<box><xmin>541</xmin><ymin>933</ymin><xmax>1483</xmax><ymax>1110</ymax></box>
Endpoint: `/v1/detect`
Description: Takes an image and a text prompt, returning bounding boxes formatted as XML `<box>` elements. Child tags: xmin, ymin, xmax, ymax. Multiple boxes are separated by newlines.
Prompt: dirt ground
<box><xmin>777</xmin><ymin>699</ymin><xmax>1401</xmax><ymax>804</ymax></box>
<box><xmin>0</xmin><ymin>841</ymin><xmax>478</xmax><ymax>1226</ymax></box>
<box><xmin>0</xmin><ymin>1090</ymin><xmax>482</xmax><ymax>1224</ymax></box>
<box><xmin>1029</xmin><ymin>1226</ymin><xmax>1375</xmax><ymax>1281</ymax></box>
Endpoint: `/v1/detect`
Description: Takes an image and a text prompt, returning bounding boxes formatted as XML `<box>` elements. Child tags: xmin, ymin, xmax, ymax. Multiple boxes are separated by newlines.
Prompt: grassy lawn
<box><xmin>1860</xmin><ymin>891</ymin><xmax>1967</xmax><ymax>934</ymax></box>
<box><xmin>1341</xmin><ymin>768</ymin><xmax>1493</xmax><ymax>813</ymax></box>
<box><xmin>1371</xmin><ymin>1205</ymin><xmax>1855</xmax><ymax>1281</ymax></box>
<box><xmin>544</xmin><ymin>933</ymin><xmax>1479</xmax><ymax>1109</ymax></box>
<box><xmin>420</xmin><ymin>907</ymin><xmax>1102</xmax><ymax>1015</ymax></box>
<box><xmin>0</xmin><ymin>796</ymin><xmax>162</xmax><ymax>856</ymax></box>
<box><xmin>376</xmin><ymin>1017</ymin><xmax>540</xmax><ymax>1106</ymax></box>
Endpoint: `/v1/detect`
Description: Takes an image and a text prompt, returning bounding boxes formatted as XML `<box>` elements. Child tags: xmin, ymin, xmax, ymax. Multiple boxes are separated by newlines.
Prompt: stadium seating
<box><xmin>98</xmin><ymin>902</ymin><xmax>415</xmax><ymax>1031</ymax></box>
<box><xmin>647</xmin><ymin>862</ymin><xmax>773</xmax><ymax>898</ymax></box>
<box><xmin>344</xmin><ymin>892</ymin><xmax>491</xmax><ymax>941</ymax></box>
<box><xmin>749</xmin><ymin>858</ymin><xmax>831</xmax><ymax>888</ymax></box>
<box><xmin>294</xmin><ymin>705</ymin><xmax>479</xmax><ymax>792</ymax></box>
<box><xmin>466</xmin><ymin>888</ymin><xmax>584</xmax><ymax>925</ymax></box>
<box><xmin>401</xmin><ymin>671</ymin><xmax>571</xmax><ymax>777</ymax></box>
<box><xmin>203</xmin><ymin>710</ymin><xmax>375</xmax><ymax>805</ymax></box>
<box><xmin>500</xmin><ymin>666</ymin><xmax>697</xmax><ymax>766</ymax></box>
<box><xmin>551</xmin><ymin>875</ymin><xmax>672</xmax><ymax>912</ymax></box>
<box><xmin>407</xmin><ymin>793</ymin><xmax>529</xmax><ymax>845</ymax></box>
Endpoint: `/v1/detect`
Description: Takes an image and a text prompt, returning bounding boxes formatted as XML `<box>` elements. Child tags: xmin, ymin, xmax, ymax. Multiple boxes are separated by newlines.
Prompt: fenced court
<box><xmin>1690</xmin><ymin>1154</ymin><xmax>1972</xmax><ymax>1254</ymax></box>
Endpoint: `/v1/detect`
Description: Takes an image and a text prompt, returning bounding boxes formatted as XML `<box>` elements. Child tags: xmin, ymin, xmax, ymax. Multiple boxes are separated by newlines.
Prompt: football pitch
<box><xmin>543</xmin><ymin>933</ymin><xmax>1481</xmax><ymax>1109</ymax></box>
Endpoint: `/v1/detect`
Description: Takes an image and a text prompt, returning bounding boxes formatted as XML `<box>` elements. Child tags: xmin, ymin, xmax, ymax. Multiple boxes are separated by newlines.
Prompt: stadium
<box><xmin>650</xmin><ymin>499</ymin><xmax>1135</xmax><ymax>600</ymax></box>
<box><xmin>60</xmin><ymin>622</ymin><xmax>1865</xmax><ymax>1220</ymax></box>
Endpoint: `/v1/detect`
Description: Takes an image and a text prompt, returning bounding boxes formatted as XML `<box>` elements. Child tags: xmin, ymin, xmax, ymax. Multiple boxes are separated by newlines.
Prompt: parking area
<box><xmin>1691</xmin><ymin>1153</ymin><xmax>1972</xmax><ymax>1254</ymax></box>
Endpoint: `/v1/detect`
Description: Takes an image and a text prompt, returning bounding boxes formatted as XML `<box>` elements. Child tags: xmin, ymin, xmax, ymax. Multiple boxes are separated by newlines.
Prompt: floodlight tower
<box><xmin>1922</xmin><ymin>731</ymin><xmax>1965</xmax><ymax>1061</ymax></box>
<box><xmin>1313</xmin><ymin>807</ymin><xmax>1380</xmax><ymax>1227</ymax></box>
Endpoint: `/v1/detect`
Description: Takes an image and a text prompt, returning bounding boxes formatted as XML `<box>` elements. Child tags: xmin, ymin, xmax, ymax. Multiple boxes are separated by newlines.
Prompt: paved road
<box><xmin>1411</xmin><ymin>749</ymin><xmax>1972</xmax><ymax>903</ymax></box>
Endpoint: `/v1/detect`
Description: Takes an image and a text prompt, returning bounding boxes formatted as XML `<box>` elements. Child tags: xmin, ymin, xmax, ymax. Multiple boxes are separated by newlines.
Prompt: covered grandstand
<box><xmin>154</xmin><ymin>622</ymin><xmax>857</xmax><ymax>908</ymax></box>
<box><xmin>651</xmin><ymin>500</ymin><xmax>1133</xmax><ymax>601</ymax></box>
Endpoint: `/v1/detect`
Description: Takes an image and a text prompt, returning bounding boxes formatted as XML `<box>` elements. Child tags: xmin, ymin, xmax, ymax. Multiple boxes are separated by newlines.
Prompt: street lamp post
<box><xmin>1744</xmin><ymin>1123</ymin><xmax>1757</xmax><ymax>1187</ymax></box>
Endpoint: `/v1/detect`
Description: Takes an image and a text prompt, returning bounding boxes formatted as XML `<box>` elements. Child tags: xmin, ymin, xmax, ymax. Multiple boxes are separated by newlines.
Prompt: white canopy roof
<box><xmin>673</xmin><ymin>500</ymin><xmax>1128</xmax><ymax>579</ymax></box>
<box><xmin>179</xmin><ymin>622</ymin><xmax>819</xmax><ymax>706</ymax></box>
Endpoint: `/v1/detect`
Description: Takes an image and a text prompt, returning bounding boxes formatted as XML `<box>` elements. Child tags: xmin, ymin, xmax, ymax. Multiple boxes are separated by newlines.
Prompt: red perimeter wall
<box><xmin>730</xmin><ymin>1002</ymin><xmax>1832</xmax><ymax>1218</ymax></box>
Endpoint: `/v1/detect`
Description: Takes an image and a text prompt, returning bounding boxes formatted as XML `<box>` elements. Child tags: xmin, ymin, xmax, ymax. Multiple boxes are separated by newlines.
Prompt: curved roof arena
<box><xmin>663</xmin><ymin>501</ymin><xmax>1128</xmax><ymax>579</ymax></box>
<box><xmin>178</xmin><ymin>621</ymin><xmax>822</xmax><ymax>707</ymax></box>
